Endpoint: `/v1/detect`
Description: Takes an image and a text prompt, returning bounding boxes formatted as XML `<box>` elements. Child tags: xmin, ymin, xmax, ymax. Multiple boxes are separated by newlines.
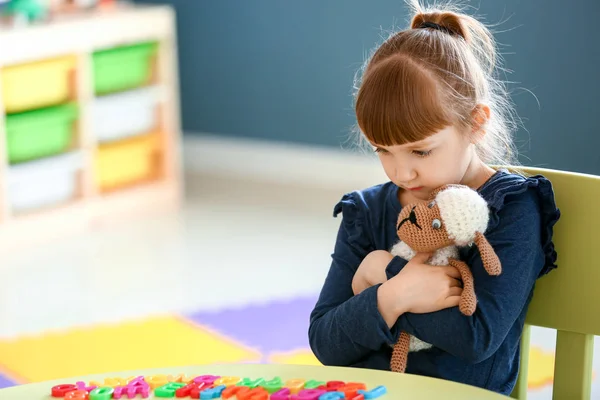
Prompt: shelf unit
<box><xmin>0</xmin><ymin>3</ymin><xmax>183</xmax><ymax>254</ymax></box>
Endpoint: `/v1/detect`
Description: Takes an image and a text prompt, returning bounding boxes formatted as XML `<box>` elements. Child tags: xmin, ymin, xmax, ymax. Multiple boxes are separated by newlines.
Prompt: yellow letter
<box><xmin>214</xmin><ymin>376</ymin><xmax>241</xmax><ymax>387</ymax></box>
<box><xmin>284</xmin><ymin>379</ymin><xmax>305</xmax><ymax>394</ymax></box>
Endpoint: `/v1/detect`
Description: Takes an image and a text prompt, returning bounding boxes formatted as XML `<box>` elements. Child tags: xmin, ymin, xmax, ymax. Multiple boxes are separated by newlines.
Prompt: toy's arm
<box><xmin>447</xmin><ymin>258</ymin><xmax>476</xmax><ymax>316</ymax></box>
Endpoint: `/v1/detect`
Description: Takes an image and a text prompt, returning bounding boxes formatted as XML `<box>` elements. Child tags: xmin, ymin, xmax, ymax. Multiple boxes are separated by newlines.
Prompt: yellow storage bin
<box><xmin>95</xmin><ymin>134</ymin><xmax>160</xmax><ymax>191</ymax></box>
<box><xmin>1</xmin><ymin>56</ymin><xmax>75</xmax><ymax>113</ymax></box>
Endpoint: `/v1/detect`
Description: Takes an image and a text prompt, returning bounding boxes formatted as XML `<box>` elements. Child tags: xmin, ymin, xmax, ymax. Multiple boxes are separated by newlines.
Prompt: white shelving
<box><xmin>0</xmin><ymin>3</ymin><xmax>183</xmax><ymax>254</ymax></box>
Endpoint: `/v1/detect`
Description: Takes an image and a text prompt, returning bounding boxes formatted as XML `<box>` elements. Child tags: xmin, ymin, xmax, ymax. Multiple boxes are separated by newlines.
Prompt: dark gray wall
<box><xmin>136</xmin><ymin>0</ymin><xmax>599</xmax><ymax>175</ymax></box>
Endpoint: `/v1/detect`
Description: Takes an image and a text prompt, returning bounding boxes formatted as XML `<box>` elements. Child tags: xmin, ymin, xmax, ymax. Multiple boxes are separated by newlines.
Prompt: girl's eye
<box><xmin>374</xmin><ymin>147</ymin><xmax>388</xmax><ymax>154</ymax></box>
<box><xmin>412</xmin><ymin>150</ymin><xmax>432</xmax><ymax>157</ymax></box>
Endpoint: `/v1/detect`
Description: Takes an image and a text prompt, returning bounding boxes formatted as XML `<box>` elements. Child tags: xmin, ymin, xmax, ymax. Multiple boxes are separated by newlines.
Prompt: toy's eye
<box><xmin>428</xmin><ymin>201</ymin><xmax>436</xmax><ymax>208</ymax></box>
<box><xmin>432</xmin><ymin>219</ymin><xmax>442</xmax><ymax>229</ymax></box>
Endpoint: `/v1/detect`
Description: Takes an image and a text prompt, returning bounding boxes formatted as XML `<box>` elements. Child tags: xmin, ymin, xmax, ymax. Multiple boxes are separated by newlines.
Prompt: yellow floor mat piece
<box><xmin>268</xmin><ymin>350</ymin><xmax>322</xmax><ymax>366</ymax></box>
<box><xmin>0</xmin><ymin>316</ymin><xmax>260</xmax><ymax>383</ymax></box>
<box><xmin>527</xmin><ymin>346</ymin><xmax>555</xmax><ymax>389</ymax></box>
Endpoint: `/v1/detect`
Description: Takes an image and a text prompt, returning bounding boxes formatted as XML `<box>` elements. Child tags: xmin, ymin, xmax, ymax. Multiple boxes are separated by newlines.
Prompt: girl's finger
<box><xmin>413</xmin><ymin>252</ymin><xmax>432</xmax><ymax>264</ymax></box>
<box><xmin>448</xmin><ymin>277</ymin><xmax>463</xmax><ymax>288</ymax></box>
<box><xmin>443</xmin><ymin>295</ymin><xmax>462</xmax><ymax>308</ymax></box>
<box><xmin>442</xmin><ymin>266</ymin><xmax>461</xmax><ymax>279</ymax></box>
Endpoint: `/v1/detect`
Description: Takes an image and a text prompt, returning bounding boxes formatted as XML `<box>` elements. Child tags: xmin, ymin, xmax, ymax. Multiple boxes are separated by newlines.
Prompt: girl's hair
<box><xmin>353</xmin><ymin>0</ymin><xmax>519</xmax><ymax>166</ymax></box>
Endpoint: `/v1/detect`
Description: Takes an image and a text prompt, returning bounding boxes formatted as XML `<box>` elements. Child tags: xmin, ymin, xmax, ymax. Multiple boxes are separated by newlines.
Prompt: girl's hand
<box><xmin>377</xmin><ymin>253</ymin><xmax>463</xmax><ymax>327</ymax></box>
<box><xmin>352</xmin><ymin>250</ymin><xmax>393</xmax><ymax>295</ymax></box>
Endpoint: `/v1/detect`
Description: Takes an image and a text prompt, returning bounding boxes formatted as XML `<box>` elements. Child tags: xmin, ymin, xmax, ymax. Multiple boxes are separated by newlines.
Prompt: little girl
<box><xmin>308</xmin><ymin>1</ymin><xmax>560</xmax><ymax>396</ymax></box>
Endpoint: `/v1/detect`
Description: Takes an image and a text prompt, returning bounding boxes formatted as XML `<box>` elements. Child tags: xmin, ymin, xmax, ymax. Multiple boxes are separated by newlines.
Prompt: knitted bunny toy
<box><xmin>389</xmin><ymin>184</ymin><xmax>502</xmax><ymax>373</ymax></box>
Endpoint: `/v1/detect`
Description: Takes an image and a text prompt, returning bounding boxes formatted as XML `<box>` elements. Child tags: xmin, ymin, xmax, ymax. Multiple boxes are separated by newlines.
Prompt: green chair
<box><xmin>509</xmin><ymin>166</ymin><xmax>600</xmax><ymax>400</ymax></box>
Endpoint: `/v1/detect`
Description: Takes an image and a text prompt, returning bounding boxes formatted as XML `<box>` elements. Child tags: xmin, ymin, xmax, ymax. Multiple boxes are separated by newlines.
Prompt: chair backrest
<box><xmin>509</xmin><ymin>166</ymin><xmax>600</xmax><ymax>400</ymax></box>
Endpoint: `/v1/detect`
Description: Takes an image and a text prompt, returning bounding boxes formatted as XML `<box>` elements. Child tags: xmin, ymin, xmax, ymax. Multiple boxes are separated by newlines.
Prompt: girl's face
<box><xmin>372</xmin><ymin>125</ymin><xmax>477</xmax><ymax>201</ymax></box>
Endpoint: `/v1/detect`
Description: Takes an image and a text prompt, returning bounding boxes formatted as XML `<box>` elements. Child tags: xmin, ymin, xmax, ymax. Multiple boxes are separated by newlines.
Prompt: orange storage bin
<box><xmin>95</xmin><ymin>134</ymin><xmax>160</xmax><ymax>191</ymax></box>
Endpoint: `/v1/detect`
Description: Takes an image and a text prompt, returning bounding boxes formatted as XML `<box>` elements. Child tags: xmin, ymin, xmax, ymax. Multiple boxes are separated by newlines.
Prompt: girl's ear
<box><xmin>474</xmin><ymin>231</ymin><xmax>501</xmax><ymax>276</ymax></box>
<box><xmin>470</xmin><ymin>104</ymin><xmax>490</xmax><ymax>143</ymax></box>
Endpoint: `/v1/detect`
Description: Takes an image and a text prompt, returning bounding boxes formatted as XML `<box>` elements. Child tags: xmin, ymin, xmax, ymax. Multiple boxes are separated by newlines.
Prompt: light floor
<box><xmin>0</xmin><ymin>171</ymin><xmax>596</xmax><ymax>399</ymax></box>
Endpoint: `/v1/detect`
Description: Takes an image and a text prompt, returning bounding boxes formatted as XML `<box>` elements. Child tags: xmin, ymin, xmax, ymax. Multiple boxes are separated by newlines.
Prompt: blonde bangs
<box><xmin>355</xmin><ymin>54</ymin><xmax>453</xmax><ymax>146</ymax></box>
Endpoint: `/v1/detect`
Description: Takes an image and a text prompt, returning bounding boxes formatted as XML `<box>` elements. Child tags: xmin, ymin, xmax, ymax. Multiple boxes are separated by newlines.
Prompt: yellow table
<box><xmin>0</xmin><ymin>363</ymin><xmax>510</xmax><ymax>399</ymax></box>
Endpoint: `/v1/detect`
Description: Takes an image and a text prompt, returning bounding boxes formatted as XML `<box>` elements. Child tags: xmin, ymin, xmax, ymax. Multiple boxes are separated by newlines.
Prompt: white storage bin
<box><xmin>92</xmin><ymin>86</ymin><xmax>161</xmax><ymax>143</ymax></box>
<box><xmin>8</xmin><ymin>152</ymin><xmax>82</xmax><ymax>212</ymax></box>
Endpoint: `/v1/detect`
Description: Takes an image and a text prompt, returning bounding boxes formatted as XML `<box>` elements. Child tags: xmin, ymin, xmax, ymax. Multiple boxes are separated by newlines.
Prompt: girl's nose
<box><xmin>395</xmin><ymin>165</ymin><xmax>416</xmax><ymax>184</ymax></box>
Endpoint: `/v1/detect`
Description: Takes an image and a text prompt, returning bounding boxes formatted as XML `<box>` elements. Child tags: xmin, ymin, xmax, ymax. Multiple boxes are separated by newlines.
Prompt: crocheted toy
<box><xmin>389</xmin><ymin>184</ymin><xmax>502</xmax><ymax>373</ymax></box>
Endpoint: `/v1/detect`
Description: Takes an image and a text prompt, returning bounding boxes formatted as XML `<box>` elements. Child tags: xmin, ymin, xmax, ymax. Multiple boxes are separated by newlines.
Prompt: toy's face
<box><xmin>396</xmin><ymin>198</ymin><xmax>453</xmax><ymax>252</ymax></box>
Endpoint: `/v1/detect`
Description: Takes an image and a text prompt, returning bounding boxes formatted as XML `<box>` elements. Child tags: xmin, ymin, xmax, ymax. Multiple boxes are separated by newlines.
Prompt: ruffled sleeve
<box><xmin>309</xmin><ymin>191</ymin><xmax>400</xmax><ymax>367</ymax></box>
<box><xmin>481</xmin><ymin>171</ymin><xmax>561</xmax><ymax>277</ymax></box>
<box><xmin>332</xmin><ymin>193</ymin><xmax>374</xmax><ymax>263</ymax></box>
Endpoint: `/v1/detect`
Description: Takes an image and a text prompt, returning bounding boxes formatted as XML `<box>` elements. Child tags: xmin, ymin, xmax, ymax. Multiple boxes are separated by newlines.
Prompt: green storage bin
<box><xmin>6</xmin><ymin>103</ymin><xmax>78</xmax><ymax>164</ymax></box>
<box><xmin>92</xmin><ymin>42</ymin><xmax>158</xmax><ymax>95</ymax></box>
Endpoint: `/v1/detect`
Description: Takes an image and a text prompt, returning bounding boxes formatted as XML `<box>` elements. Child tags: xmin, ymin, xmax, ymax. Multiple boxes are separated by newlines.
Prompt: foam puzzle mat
<box><xmin>0</xmin><ymin>295</ymin><xmax>569</xmax><ymax>394</ymax></box>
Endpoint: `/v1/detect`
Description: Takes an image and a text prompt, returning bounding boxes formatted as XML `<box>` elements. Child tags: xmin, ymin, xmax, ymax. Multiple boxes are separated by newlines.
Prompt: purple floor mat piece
<box><xmin>184</xmin><ymin>296</ymin><xmax>318</xmax><ymax>355</ymax></box>
<box><xmin>0</xmin><ymin>372</ymin><xmax>17</xmax><ymax>389</ymax></box>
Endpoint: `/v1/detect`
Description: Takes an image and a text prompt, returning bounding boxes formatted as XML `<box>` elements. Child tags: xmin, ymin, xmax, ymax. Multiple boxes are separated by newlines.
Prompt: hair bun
<box><xmin>411</xmin><ymin>12</ymin><xmax>469</xmax><ymax>42</ymax></box>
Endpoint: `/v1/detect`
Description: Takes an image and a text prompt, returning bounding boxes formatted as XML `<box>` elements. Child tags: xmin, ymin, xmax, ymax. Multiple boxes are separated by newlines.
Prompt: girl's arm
<box><xmin>308</xmin><ymin>212</ymin><xmax>408</xmax><ymax>366</ymax></box>
<box><xmin>393</xmin><ymin>191</ymin><xmax>547</xmax><ymax>364</ymax></box>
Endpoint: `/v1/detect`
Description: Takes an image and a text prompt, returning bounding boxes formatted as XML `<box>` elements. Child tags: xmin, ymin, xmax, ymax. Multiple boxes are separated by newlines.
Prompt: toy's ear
<box><xmin>474</xmin><ymin>231</ymin><xmax>501</xmax><ymax>276</ymax></box>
